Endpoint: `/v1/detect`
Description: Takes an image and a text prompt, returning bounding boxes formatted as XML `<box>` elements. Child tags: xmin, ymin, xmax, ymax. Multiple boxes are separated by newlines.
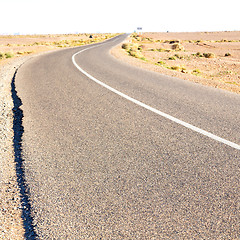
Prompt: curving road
<box><xmin>16</xmin><ymin>34</ymin><xmax>240</xmax><ymax>239</ymax></box>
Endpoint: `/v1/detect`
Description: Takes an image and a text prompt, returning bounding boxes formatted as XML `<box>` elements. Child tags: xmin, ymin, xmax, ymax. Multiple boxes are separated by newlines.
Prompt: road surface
<box><xmin>15</xmin><ymin>34</ymin><xmax>240</xmax><ymax>239</ymax></box>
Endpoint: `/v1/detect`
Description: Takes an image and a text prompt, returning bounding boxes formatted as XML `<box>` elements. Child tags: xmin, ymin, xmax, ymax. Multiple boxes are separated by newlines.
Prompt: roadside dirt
<box><xmin>0</xmin><ymin>57</ymin><xmax>27</xmax><ymax>240</ymax></box>
<box><xmin>0</xmin><ymin>33</ymin><xmax>118</xmax><ymax>66</ymax></box>
<box><xmin>111</xmin><ymin>31</ymin><xmax>240</xmax><ymax>94</ymax></box>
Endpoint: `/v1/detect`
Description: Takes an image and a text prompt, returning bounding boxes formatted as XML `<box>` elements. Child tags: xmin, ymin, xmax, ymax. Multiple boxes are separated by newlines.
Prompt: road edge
<box><xmin>0</xmin><ymin>34</ymin><xmax>123</xmax><ymax>239</ymax></box>
<box><xmin>0</xmin><ymin>57</ymin><xmax>29</xmax><ymax>239</ymax></box>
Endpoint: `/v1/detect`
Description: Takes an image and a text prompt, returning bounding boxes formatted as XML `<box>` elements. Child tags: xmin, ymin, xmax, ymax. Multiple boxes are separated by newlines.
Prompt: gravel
<box><xmin>0</xmin><ymin>54</ymin><xmax>46</xmax><ymax>239</ymax></box>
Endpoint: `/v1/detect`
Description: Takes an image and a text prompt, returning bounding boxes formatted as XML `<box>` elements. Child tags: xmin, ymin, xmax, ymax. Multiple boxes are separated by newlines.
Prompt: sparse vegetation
<box><xmin>129</xmin><ymin>43</ymin><xmax>140</xmax><ymax>51</ymax></box>
<box><xmin>171</xmin><ymin>43</ymin><xmax>184</xmax><ymax>51</ymax></box>
<box><xmin>149</xmin><ymin>48</ymin><xmax>170</xmax><ymax>52</ymax></box>
<box><xmin>169</xmin><ymin>40</ymin><xmax>180</xmax><ymax>44</ymax></box>
<box><xmin>170</xmin><ymin>65</ymin><xmax>186</xmax><ymax>72</ymax></box>
<box><xmin>192</xmin><ymin>69</ymin><xmax>201</xmax><ymax>75</ymax></box>
<box><xmin>0</xmin><ymin>33</ymin><xmax>120</xmax><ymax>61</ymax></box>
<box><xmin>128</xmin><ymin>50</ymin><xmax>143</xmax><ymax>58</ymax></box>
<box><xmin>122</xmin><ymin>43</ymin><xmax>130</xmax><ymax>50</ymax></box>
<box><xmin>116</xmin><ymin>31</ymin><xmax>240</xmax><ymax>94</ymax></box>
<box><xmin>158</xmin><ymin>48</ymin><xmax>171</xmax><ymax>52</ymax></box>
<box><xmin>0</xmin><ymin>51</ymin><xmax>14</xmax><ymax>60</ymax></box>
<box><xmin>122</xmin><ymin>43</ymin><xmax>146</xmax><ymax>60</ymax></box>
<box><xmin>174</xmin><ymin>54</ymin><xmax>185</xmax><ymax>59</ymax></box>
<box><xmin>195</xmin><ymin>52</ymin><xmax>203</xmax><ymax>57</ymax></box>
<box><xmin>5</xmin><ymin>52</ymin><xmax>14</xmax><ymax>58</ymax></box>
<box><xmin>157</xmin><ymin>60</ymin><xmax>165</xmax><ymax>65</ymax></box>
<box><xmin>203</xmin><ymin>52</ymin><xmax>215</xmax><ymax>58</ymax></box>
<box><xmin>170</xmin><ymin>66</ymin><xmax>180</xmax><ymax>71</ymax></box>
<box><xmin>16</xmin><ymin>51</ymin><xmax>33</xmax><ymax>55</ymax></box>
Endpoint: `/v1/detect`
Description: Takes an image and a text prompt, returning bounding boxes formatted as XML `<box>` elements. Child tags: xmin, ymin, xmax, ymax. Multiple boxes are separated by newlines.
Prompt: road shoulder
<box><xmin>0</xmin><ymin>52</ymin><xmax>56</xmax><ymax>239</ymax></box>
<box><xmin>0</xmin><ymin>57</ymin><xmax>28</xmax><ymax>239</ymax></box>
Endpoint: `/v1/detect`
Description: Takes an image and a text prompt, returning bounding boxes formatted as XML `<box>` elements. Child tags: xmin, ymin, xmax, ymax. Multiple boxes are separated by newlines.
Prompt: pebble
<box><xmin>0</xmin><ymin>56</ymin><xmax>31</xmax><ymax>240</ymax></box>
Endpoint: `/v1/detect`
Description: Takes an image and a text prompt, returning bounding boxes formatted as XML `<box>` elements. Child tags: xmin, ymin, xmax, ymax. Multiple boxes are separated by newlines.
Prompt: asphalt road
<box><xmin>16</xmin><ymin>34</ymin><xmax>240</xmax><ymax>239</ymax></box>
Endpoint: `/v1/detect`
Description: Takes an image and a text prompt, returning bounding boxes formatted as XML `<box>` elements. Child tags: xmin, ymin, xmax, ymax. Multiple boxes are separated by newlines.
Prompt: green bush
<box><xmin>5</xmin><ymin>52</ymin><xmax>14</xmax><ymax>58</ymax></box>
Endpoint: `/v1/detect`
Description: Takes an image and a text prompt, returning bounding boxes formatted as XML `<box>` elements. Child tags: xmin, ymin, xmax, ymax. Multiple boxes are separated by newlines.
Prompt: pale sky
<box><xmin>1</xmin><ymin>0</ymin><xmax>239</xmax><ymax>34</ymax></box>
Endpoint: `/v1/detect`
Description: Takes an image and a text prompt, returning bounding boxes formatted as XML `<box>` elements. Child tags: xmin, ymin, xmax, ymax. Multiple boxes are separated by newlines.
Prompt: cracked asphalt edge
<box><xmin>0</xmin><ymin>51</ymin><xmax>57</xmax><ymax>239</ymax></box>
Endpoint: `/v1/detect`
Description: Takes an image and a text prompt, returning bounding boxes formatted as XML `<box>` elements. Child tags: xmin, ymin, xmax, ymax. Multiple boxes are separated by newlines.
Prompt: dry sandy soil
<box><xmin>0</xmin><ymin>33</ymin><xmax>118</xmax><ymax>65</ymax></box>
<box><xmin>111</xmin><ymin>31</ymin><xmax>240</xmax><ymax>94</ymax></box>
<box><xmin>0</xmin><ymin>33</ymin><xmax>118</xmax><ymax>239</ymax></box>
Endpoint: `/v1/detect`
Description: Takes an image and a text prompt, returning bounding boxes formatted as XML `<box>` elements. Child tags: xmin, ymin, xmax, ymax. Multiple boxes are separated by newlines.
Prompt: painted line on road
<box><xmin>72</xmin><ymin>43</ymin><xmax>240</xmax><ymax>150</ymax></box>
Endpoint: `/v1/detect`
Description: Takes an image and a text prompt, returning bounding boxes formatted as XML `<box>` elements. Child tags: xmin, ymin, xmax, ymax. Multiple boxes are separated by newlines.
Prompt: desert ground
<box><xmin>111</xmin><ymin>31</ymin><xmax>240</xmax><ymax>94</ymax></box>
<box><xmin>0</xmin><ymin>33</ymin><xmax>118</xmax><ymax>65</ymax></box>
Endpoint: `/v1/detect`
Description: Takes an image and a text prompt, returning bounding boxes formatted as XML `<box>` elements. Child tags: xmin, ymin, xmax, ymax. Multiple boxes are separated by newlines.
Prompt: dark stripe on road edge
<box><xmin>11</xmin><ymin>68</ymin><xmax>38</xmax><ymax>239</ymax></box>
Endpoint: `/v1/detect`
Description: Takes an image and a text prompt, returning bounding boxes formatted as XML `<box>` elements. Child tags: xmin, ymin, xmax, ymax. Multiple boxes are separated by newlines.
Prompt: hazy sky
<box><xmin>1</xmin><ymin>0</ymin><xmax>239</xmax><ymax>34</ymax></box>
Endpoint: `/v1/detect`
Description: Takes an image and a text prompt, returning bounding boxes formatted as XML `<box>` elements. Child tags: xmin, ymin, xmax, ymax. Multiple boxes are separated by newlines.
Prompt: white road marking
<box><xmin>72</xmin><ymin>42</ymin><xmax>240</xmax><ymax>150</ymax></box>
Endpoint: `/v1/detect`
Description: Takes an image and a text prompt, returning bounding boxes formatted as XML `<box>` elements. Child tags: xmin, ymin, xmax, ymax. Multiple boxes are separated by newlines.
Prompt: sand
<box><xmin>111</xmin><ymin>31</ymin><xmax>240</xmax><ymax>94</ymax></box>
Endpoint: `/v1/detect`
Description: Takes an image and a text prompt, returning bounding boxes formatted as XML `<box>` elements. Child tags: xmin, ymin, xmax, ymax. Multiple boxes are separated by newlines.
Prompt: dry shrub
<box><xmin>5</xmin><ymin>52</ymin><xmax>14</xmax><ymax>58</ymax></box>
<box><xmin>203</xmin><ymin>52</ymin><xmax>215</xmax><ymax>58</ymax></box>
<box><xmin>129</xmin><ymin>43</ymin><xmax>139</xmax><ymax>51</ymax></box>
<box><xmin>171</xmin><ymin>43</ymin><xmax>184</xmax><ymax>51</ymax></box>
<box><xmin>128</xmin><ymin>50</ymin><xmax>144</xmax><ymax>59</ymax></box>
<box><xmin>157</xmin><ymin>48</ymin><xmax>171</xmax><ymax>52</ymax></box>
<box><xmin>170</xmin><ymin>65</ymin><xmax>186</xmax><ymax>72</ymax></box>
<box><xmin>192</xmin><ymin>69</ymin><xmax>201</xmax><ymax>74</ymax></box>
<box><xmin>171</xmin><ymin>66</ymin><xmax>181</xmax><ymax>71</ymax></box>
<box><xmin>122</xmin><ymin>43</ymin><xmax>139</xmax><ymax>51</ymax></box>
<box><xmin>122</xmin><ymin>43</ymin><xmax>130</xmax><ymax>50</ymax></box>
<box><xmin>196</xmin><ymin>52</ymin><xmax>203</xmax><ymax>57</ymax></box>
<box><xmin>169</xmin><ymin>39</ymin><xmax>180</xmax><ymax>44</ymax></box>
<box><xmin>139</xmin><ymin>44</ymin><xmax>147</xmax><ymax>50</ymax></box>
